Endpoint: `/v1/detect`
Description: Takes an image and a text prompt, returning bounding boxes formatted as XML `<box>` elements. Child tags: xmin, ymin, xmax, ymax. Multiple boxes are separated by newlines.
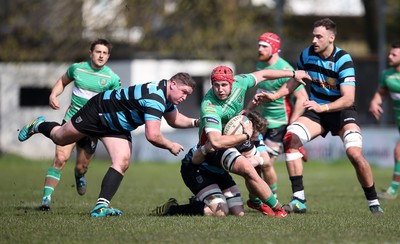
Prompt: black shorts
<box><xmin>264</xmin><ymin>125</ymin><xmax>288</xmax><ymax>143</ymax></box>
<box><xmin>181</xmin><ymin>157</ymin><xmax>236</xmax><ymax>196</ymax></box>
<box><xmin>70</xmin><ymin>96</ymin><xmax>132</xmax><ymax>142</ymax></box>
<box><xmin>234</xmin><ymin>140</ymin><xmax>254</xmax><ymax>154</ymax></box>
<box><xmin>62</xmin><ymin>120</ymin><xmax>98</xmax><ymax>154</ymax></box>
<box><xmin>302</xmin><ymin>105</ymin><xmax>360</xmax><ymax>137</ymax></box>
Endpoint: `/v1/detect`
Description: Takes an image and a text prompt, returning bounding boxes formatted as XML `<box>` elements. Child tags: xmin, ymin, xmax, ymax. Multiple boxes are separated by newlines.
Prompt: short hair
<box><xmin>90</xmin><ymin>38</ymin><xmax>112</xmax><ymax>53</ymax></box>
<box><xmin>391</xmin><ymin>42</ymin><xmax>400</xmax><ymax>49</ymax></box>
<box><xmin>245</xmin><ymin>110</ymin><xmax>268</xmax><ymax>135</ymax></box>
<box><xmin>170</xmin><ymin>72</ymin><xmax>196</xmax><ymax>89</ymax></box>
<box><xmin>313</xmin><ymin>18</ymin><xmax>337</xmax><ymax>35</ymax></box>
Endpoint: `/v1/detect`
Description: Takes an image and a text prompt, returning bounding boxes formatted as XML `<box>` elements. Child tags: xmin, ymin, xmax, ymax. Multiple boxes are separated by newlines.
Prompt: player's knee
<box><xmin>203</xmin><ymin>194</ymin><xmax>229</xmax><ymax>216</ymax></box>
<box><xmin>235</xmin><ymin>156</ymin><xmax>258</xmax><ymax>178</ymax></box>
<box><xmin>259</xmin><ymin>152</ymin><xmax>271</xmax><ymax>167</ymax></box>
<box><xmin>225</xmin><ymin>192</ymin><xmax>244</xmax><ymax>216</ymax></box>
<box><xmin>112</xmin><ymin>159</ymin><xmax>130</xmax><ymax>173</ymax></box>
<box><xmin>284</xmin><ymin>122</ymin><xmax>310</xmax><ymax>150</ymax></box>
<box><xmin>54</xmin><ymin>153</ymin><xmax>70</xmax><ymax>167</ymax></box>
<box><xmin>343</xmin><ymin>130</ymin><xmax>362</xmax><ymax>150</ymax></box>
<box><xmin>204</xmin><ymin>208</ymin><xmax>227</xmax><ymax>217</ymax></box>
<box><xmin>285</xmin><ymin>151</ymin><xmax>304</xmax><ymax>161</ymax></box>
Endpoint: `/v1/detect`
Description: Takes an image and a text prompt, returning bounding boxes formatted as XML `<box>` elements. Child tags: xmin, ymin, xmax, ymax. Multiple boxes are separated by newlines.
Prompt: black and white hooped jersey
<box><xmin>97</xmin><ymin>79</ymin><xmax>176</xmax><ymax>133</ymax></box>
<box><xmin>298</xmin><ymin>45</ymin><xmax>356</xmax><ymax>105</ymax></box>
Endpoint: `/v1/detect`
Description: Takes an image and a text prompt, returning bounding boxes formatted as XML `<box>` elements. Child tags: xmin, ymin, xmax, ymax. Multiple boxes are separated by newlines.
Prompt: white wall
<box><xmin>0</xmin><ymin>63</ymin><xmax>71</xmax><ymax>159</ymax></box>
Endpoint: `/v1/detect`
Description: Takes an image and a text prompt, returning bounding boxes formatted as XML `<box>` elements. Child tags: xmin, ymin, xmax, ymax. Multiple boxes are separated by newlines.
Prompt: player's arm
<box><xmin>49</xmin><ymin>73</ymin><xmax>73</xmax><ymax>110</ymax></box>
<box><xmin>325</xmin><ymin>84</ymin><xmax>355</xmax><ymax>112</ymax></box>
<box><xmin>144</xmin><ymin>119</ymin><xmax>184</xmax><ymax>156</ymax></box>
<box><xmin>206</xmin><ymin>121</ymin><xmax>253</xmax><ymax>150</ymax></box>
<box><xmin>369</xmin><ymin>86</ymin><xmax>388</xmax><ymax>120</ymax></box>
<box><xmin>303</xmin><ymin>84</ymin><xmax>356</xmax><ymax>113</ymax></box>
<box><xmin>164</xmin><ymin>109</ymin><xmax>199</xmax><ymax>128</ymax></box>
<box><xmin>191</xmin><ymin>141</ymin><xmax>214</xmax><ymax>165</ymax></box>
<box><xmin>251</xmin><ymin>69</ymin><xmax>311</xmax><ymax>86</ymax></box>
<box><xmin>289</xmin><ymin>87</ymin><xmax>309</xmax><ymax>124</ymax></box>
<box><xmin>253</xmin><ymin>78</ymin><xmax>300</xmax><ymax>105</ymax></box>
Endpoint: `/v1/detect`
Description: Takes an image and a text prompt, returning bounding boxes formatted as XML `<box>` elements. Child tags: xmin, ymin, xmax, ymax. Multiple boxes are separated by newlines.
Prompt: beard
<box><xmin>258</xmin><ymin>53</ymin><xmax>271</xmax><ymax>62</ymax></box>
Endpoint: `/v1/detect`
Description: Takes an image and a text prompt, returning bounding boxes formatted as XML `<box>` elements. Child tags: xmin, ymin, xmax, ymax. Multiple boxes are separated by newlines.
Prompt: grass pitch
<box><xmin>0</xmin><ymin>153</ymin><xmax>399</xmax><ymax>243</ymax></box>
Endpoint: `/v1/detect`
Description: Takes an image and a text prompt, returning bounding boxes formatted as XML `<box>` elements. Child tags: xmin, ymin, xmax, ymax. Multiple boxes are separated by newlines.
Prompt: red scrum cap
<box><xmin>258</xmin><ymin>32</ymin><xmax>281</xmax><ymax>54</ymax></box>
<box><xmin>211</xmin><ymin>65</ymin><xmax>235</xmax><ymax>85</ymax></box>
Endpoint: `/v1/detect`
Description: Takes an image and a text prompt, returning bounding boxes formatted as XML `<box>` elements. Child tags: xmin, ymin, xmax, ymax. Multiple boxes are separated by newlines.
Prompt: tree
<box><xmin>121</xmin><ymin>0</ymin><xmax>274</xmax><ymax>72</ymax></box>
<box><xmin>0</xmin><ymin>0</ymin><xmax>85</xmax><ymax>62</ymax></box>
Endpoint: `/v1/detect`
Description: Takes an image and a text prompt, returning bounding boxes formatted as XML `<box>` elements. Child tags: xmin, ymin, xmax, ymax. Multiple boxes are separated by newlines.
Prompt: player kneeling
<box><xmin>152</xmin><ymin>145</ymin><xmax>244</xmax><ymax>217</ymax></box>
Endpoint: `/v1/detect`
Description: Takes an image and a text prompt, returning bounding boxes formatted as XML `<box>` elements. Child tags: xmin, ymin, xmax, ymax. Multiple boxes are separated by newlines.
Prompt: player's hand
<box><xmin>369</xmin><ymin>102</ymin><xmax>383</xmax><ymax>120</ymax></box>
<box><xmin>253</xmin><ymin>92</ymin><xmax>275</xmax><ymax>104</ymax></box>
<box><xmin>49</xmin><ymin>95</ymin><xmax>60</xmax><ymax>110</ymax></box>
<box><xmin>293</xmin><ymin>70</ymin><xmax>311</xmax><ymax>85</ymax></box>
<box><xmin>241</xmin><ymin>120</ymin><xmax>253</xmax><ymax>139</ymax></box>
<box><xmin>204</xmin><ymin>140</ymin><xmax>215</xmax><ymax>153</ymax></box>
<box><xmin>303</xmin><ymin>100</ymin><xmax>323</xmax><ymax>112</ymax></box>
<box><xmin>169</xmin><ymin>142</ymin><xmax>184</xmax><ymax>156</ymax></box>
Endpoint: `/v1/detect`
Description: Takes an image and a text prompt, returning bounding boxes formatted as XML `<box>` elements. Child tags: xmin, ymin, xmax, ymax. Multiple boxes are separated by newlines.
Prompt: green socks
<box><xmin>43</xmin><ymin>167</ymin><xmax>61</xmax><ymax>197</ymax></box>
<box><xmin>263</xmin><ymin>195</ymin><xmax>278</xmax><ymax>209</ymax></box>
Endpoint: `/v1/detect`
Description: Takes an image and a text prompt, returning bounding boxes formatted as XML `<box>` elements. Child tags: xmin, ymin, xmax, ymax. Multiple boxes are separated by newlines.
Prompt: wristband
<box><xmin>200</xmin><ymin>145</ymin><xmax>207</xmax><ymax>156</ymax></box>
<box><xmin>325</xmin><ymin>104</ymin><xmax>329</xmax><ymax>112</ymax></box>
<box><xmin>191</xmin><ymin>119</ymin><xmax>197</xmax><ymax>127</ymax></box>
<box><xmin>244</xmin><ymin>132</ymin><xmax>250</xmax><ymax>140</ymax></box>
<box><xmin>292</xmin><ymin>70</ymin><xmax>296</xmax><ymax>78</ymax></box>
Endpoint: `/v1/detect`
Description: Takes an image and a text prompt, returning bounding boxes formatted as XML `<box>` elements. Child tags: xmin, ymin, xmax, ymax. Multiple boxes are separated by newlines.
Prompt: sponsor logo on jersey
<box><xmin>75</xmin><ymin>116</ymin><xmax>83</xmax><ymax>123</ymax></box>
<box><xmin>205</xmin><ymin>108</ymin><xmax>217</xmax><ymax>113</ymax></box>
<box><xmin>99</xmin><ymin>79</ymin><xmax>108</xmax><ymax>86</ymax></box>
<box><xmin>327</xmin><ymin>77</ymin><xmax>336</xmax><ymax>86</ymax></box>
<box><xmin>206</xmin><ymin>117</ymin><xmax>219</xmax><ymax>125</ymax></box>
<box><xmin>344</xmin><ymin>77</ymin><xmax>356</xmax><ymax>82</ymax></box>
<box><xmin>196</xmin><ymin>175</ymin><xmax>204</xmax><ymax>184</ymax></box>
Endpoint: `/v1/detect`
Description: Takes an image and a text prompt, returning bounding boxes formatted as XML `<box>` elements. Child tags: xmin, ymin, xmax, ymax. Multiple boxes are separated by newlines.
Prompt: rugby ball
<box><xmin>223</xmin><ymin>115</ymin><xmax>250</xmax><ymax>135</ymax></box>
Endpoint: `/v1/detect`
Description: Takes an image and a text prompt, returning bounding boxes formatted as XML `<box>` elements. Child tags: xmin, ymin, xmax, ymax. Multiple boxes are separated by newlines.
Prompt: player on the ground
<box><xmin>18</xmin><ymin>72</ymin><xmax>198</xmax><ymax>217</ymax></box>
<box><xmin>40</xmin><ymin>38</ymin><xmax>121</xmax><ymax>210</ymax></box>
<box><xmin>254</xmin><ymin>18</ymin><xmax>383</xmax><ymax>214</ymax></box>
<box><xmin>369</xmin><ymin>42</ymin><xmax>400</xmax><ymax>200</ymax></box>
<box><xmin>152</xmin><ymin>111</ymin><xmax>270</xmax><ymax>217</ymax></box>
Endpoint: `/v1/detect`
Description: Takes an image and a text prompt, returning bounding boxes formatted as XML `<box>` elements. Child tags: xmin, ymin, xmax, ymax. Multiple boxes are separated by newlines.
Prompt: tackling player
<box><xmin>40</xmin><ymin>38</ymin><xmax>121</xmax><ymax>210</ymax></box>
<box><xmin>18</xmin><ymin>72</ymin><xmax>199</xmax><ymax>217</ymax></box>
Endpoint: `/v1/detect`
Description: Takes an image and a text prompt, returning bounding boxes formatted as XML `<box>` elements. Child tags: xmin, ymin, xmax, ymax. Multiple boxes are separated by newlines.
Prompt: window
<box><xmin>19</xmin><ymin>87</ymin><xmax>51</xmax><ymax>107</ymax></box>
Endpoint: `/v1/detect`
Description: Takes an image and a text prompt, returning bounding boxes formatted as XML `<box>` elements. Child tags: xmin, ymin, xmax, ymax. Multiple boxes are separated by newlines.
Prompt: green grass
<box><xmin>0</xmin><ymin>154</ymin><xmax>399</xmax><ymax>243</ymax></box>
